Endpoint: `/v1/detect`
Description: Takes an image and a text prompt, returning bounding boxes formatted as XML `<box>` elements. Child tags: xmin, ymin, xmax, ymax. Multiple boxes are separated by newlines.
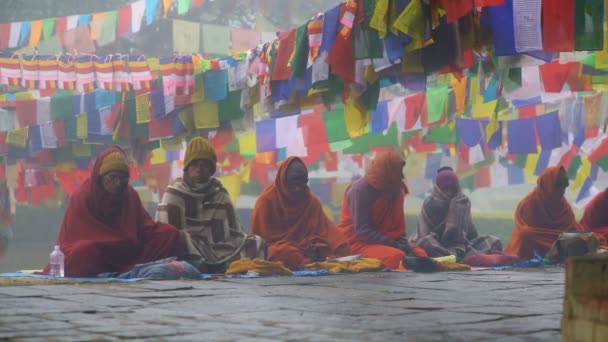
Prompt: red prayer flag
<box><xmin>542</xmin><ymin>0</ymin><xmax>575</xmax><ymax>52</ymax></box>
<box><xmin>0</xmin><ymin>23</ymin><xmax>10</xmax><ymax>50</ymax></box>
<box><xmin>518</xmin><ymin>105</ymin><xmax>537</xmax><ymax>119</ymax></box>
<box><xmin>475</xmin><ymin>166</ymin><xmax>491</xmax><ymax>188</ymax></box>
<box><xmin>441</xmin><ymin>0</ymin><xmax>474</xmax><ymax>24</ymax></box>
<box><xmin>271</xmin><ymin>29</ymin><xmax>296</xmax><ymax>81</ymax></box>
<box><xmin>539</xmin><ymin>61</ymin><xmax>574</xmax><ymax>92</ymax></box>
<box><xmin>474</xmin><ymin>0</ymin><xmax>505</xmax><ymax>6</ymax></box>
<box><xmin>15</xmin><ymin>100</ymin><xmax>38</xmax><ymax>127</ymax></box>
<box><xmin>405</xmin><ymin>93</ymin><xmax>427</xmax><ymax>130</ymax></box>
<box><xmin>55</xmin><ymin>17</ymin><xmax>67</xmax><ymax>36</ymax></box>
<box><xmin>117</xmin><ymin>5</ymin><xmax>132</xmax><ymax>38</ymax></box>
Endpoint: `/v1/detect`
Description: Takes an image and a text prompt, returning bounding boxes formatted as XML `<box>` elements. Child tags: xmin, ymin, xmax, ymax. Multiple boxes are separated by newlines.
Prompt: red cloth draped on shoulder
<box><xmin>504</xmin><ymin>166</ymin><xmax>582</xmax><ymax>259</ymax></box>
<box><xmin>42</xmin><ymin>146</ymin><xmax>183</xmax><ymax>277</ymax></box>
<box><xmin>580</xmin><ymin>189</ymin><xmax>608</xmax><ymax>245</ymax></box>
<box><xmin>250</xmin><ymin>156</ymin><xmax>350</xmax><ymax>270</ymax></box>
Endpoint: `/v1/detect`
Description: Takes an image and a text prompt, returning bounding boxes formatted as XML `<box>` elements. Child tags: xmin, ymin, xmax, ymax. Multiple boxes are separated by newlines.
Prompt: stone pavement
<box><xmin>0</xmin><ymin>268</ymin><xmax>565</xmax><ymax>341</ymax></box>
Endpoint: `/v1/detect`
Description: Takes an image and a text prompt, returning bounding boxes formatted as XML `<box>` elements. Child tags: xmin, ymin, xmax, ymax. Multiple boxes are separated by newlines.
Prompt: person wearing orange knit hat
<box><xmin>157</xmin><ymin>137</ymin><xmax>266</xmax><ymax>273</ymax></box>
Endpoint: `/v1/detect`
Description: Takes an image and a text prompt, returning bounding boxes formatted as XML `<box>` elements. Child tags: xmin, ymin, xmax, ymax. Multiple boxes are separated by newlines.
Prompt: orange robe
<box><xmin>337</xmin><ymin>151</ymin><xmax>426</xmax><ymax>269</ymax></box>
<box><xmin>580</xmin><ymin>189</ymin><xmax>608</xmax><ymax>244</ymax></box>
<box><xmin>505</xmin><ymin>166</ymin><xmax>582</xmax><ymax>259</ymax></box>
<box><xmin>250</xmin><ymin>157</ymin><xmax>350</xmax><ymax>270</ymax></box>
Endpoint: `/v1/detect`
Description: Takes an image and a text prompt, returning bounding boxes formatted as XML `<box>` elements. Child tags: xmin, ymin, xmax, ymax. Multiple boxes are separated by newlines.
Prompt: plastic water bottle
<box><xmin>49</xmin><ymin>245</ymin><xmax>64</xmax><ymax>278</ymax></box>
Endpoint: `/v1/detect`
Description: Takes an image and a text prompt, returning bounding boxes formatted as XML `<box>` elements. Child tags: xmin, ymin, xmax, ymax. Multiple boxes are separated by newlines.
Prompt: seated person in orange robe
<box><xmin>580</xmin><ymin>188</ymin><xmax>608</xmax><ymax>243</ymax></box>
<box><xmin>250</xmin><ymin>157</ymin><xmax>351</xmax><ymax>270</ymax></box>
<box><xmin>505</xmin><ymin>166</ymin><xmax>582</xmax><ymax>259</ymax></box>
<box><xmin>337</xmin><ymin>150</ymin><xmax>426</xmax><ymax>270</ymax></box>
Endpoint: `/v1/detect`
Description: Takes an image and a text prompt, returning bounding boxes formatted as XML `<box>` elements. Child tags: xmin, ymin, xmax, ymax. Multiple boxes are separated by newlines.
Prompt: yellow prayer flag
<box><xmin>238</xmin><ymin>132</ymin><xmax>257</xmax><ymax>156</ymax></box>
<box><xmin>90</xmin><ymin>12</ymin><xmax>106</xmax><ymax>40</ymax></box>
<box><xmin>76</xmin><ymin>113</ymin><xmax>88</xmax><ymax>139</ymax></box>
<box><xmin>239</xmin><ymin>161</ymin><xmax>251</xmax><ymax>183</ymax></box>
<box><xmin>7</xmin><ymin>127</ymin><xmax>28</xmax><ymax>147</ymax></box>
<box><xmin>404</xmin><ymin>152</ymin><xmax>426</xmax><ymax>178</ymax></box>
<box><xmin>147</xmin><ymin>57</ymin><xmax>160</xmax><ymax>72</ymax></box>
<box><xmin>29</xmin><ymin>20</ymin><xmax>43</xmax><ymax>47</ymax></box>
<box><xmin>15</xmin><ymin>92</ymin><xmax>34</xmax><ymax>100</ymax></box>
<box><xmin>344</xmin><ymin>95</ymin><xmax>370</xmax><ymax>138</ymax></box>
<box><xmin>193</xmin><ymin>101</ymin><xmax>219</xmax><ymax>129</ymax></box>
<box><xmin>160</xmin><ymin>136</ymin><xmax>184</xmax><ymax>151</ymax></box>
<box><xmin>135</xmin><ymin>94</ymin><xmax>151</xmax><ymax>124</ymax></box>
<box><xmin>6</xmin><ymin>164</ymin><xmax>18</xmax><ymax>188</ymax></box>
<box><xmin>219</xmin><ymin>174</ymin><xmax>241</xmax><ymax>204</ymax></box>
<box><xmin>469</xmin><ymin>76</ymin><xmax>481</xmax><ymax>105</ymax></box>
<box><xmin>331</xmin><ymin>183</ymin><xmax>349</xmax><ymax>207</ymax></box>
<box><xmin>370</xmin><ymin>0</ymin><xmax>389</xmax><ymax>38</ymax></box>
<box><xmin>401</xmin><ymin>50</ymin><xmax>424</xmax><ymax>73</ymax></box>
<box><xmin>72</xmin><ymin>142</ymin><xmax>92</xmax><ymax>157</ymax></box>
<box><xmin>472</xmin><ymin>100</ymin><xmax>497</xmax><ymax>118</ymax></box>
<box><xmin>392</xmin><ymin>0</ymin><xmax>425</xmax><ymax>52</ymax></box>
<box><xmin>524</xmin><ymin>153</ymin><xmax>539</xmax><ymax>179</ymax></box>
<box><xmin>451</xmin><ymin>77</ymin><xmax>467</xmax><ymax>114</ymax></box>
<box><xmin>485</xmin><ymin>117</ymin><xmax>500</xmax><ymax>143</ymax></box>
<box><xmin>150</xmin><ymin>147</ymin><xmax>167</xmax><ymax>165</ymax></box>
<box><xmin>178</xmin><ymin>107</ymin><xmax>194</xmax><ymax>135</ymax></box>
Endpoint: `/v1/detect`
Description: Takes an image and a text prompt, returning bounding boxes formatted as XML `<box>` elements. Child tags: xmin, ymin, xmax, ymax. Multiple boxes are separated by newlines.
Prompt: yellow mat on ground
<box><xmin>303</xmin><ymin>258</ymin><xmax>384</xmax><ymax>273</ymax></box>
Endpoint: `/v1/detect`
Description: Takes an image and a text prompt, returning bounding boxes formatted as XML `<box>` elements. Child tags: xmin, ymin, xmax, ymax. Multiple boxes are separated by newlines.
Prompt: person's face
<box><xmin>443</xmin><ymin>184</ymin><xmax>459</xmax><ymax>198</ymax></box>
<box><xmin>285</xmin><ymin>161</ymin><xmax>308</xmax><ymax>196</ymax></box>
<box><xmin>555</xmin><ymin>168</ymin><xmax>569</xmax><ymax>197</ymax></box>
<box><xmin>101</xmin><ymin>171</ymin><xmax>129</xmax><ymax>194</ymax></box>
<box><xmin>186</xmin><ymin>159</ymin><xmax>214</xmax><ymax>184</ymax></box>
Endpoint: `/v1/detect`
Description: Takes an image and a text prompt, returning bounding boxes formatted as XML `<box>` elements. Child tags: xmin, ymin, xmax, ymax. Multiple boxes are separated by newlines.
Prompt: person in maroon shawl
<box><xmin>42</xmin><ymin>146</ymin><xmax>184</xmax><ymax>277</ymax></box>
<box><xmin>580</xmin><ymin>189</ymin><xmax>608</xmax><ymax>244</ymax></box>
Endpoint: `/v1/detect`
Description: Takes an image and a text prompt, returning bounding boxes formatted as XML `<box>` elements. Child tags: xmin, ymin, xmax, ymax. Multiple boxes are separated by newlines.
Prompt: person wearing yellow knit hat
<box><xmin>42</xmin><ymin>145</ymin><xmax>184</xmax><ymax>277</ymax></box>
<box><xmin>157</xmin><ymin>137</ymin><xmax>267</xmax><ymax>273</ymax></box>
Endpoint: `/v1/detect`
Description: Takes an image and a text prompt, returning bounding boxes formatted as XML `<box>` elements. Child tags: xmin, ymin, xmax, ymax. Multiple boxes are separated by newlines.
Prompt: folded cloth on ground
<box><xmin>99</xmin><ymin>258</ymin><xmax>201</xmax><ymax>280</ymax></box>
<box><xmin>462</xmin><ymin>254</ymin><xmax>521</xmax><ymax>267</ymax></box>
<box><xmin>435</xmin><ymin>262</ymin><xmax>470</xmax><ymax>271</ymax></box>
<box><xmin>303</xmin><ymin>258</ymin><xmax>384</xmax><ymax>273</ymax></box>
<box><xmin>432</xmin><ymin>255</ymin><xmax>457</xmax><ymax>265</ymax></box>
<box><xmin>226</xmin><ymin>258</ymin><xmax>293</xmax><ymax>276</ymax></box>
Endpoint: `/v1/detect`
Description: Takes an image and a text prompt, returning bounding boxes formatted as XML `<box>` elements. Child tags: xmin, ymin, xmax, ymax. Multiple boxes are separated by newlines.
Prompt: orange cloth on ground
<box><xmin>504</xmin><ymin>166</ymin><xmax>582</xmax><ymax>259</ymax></box>
<box><xmin>250</xmin><ymin>157</ymin><xmax>350</xmax><ymax>270</ymax></box>
<box><xmin>580</xmin><ymin>189</ymin><xmax>608</xmax><ymax>246</ymax></box>
<box><xmin>226</xmin><ymin>258</ymin><xmax>293</xmax><ymax>276</ymax></box>
<box><xmin>337</xmin><ymin>151</ymin><xmax>425</xmax><ymax>269</ymax></box>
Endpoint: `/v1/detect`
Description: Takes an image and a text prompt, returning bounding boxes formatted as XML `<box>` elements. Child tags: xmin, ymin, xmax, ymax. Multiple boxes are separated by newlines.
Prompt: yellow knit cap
<box><xmin>99</xmin><ymin>151</ymin><xmax>130</xmax><ymax>176</ymax></box>
<box><xmin>184</xmin><ymin>137</ymin><xmax>217</xmax><ymax>170</ymax></box>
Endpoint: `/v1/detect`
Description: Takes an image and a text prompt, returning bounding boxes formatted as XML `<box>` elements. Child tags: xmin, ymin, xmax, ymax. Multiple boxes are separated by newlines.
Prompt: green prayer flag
<box><xmin>516</xmin><ymin>154</ymin><xmax>527</xmax><ymax>169</ymax></box>
<box><xmin>127</xmin><ymin>98</ymin><xmax>149</xmax><ymax>139</ymax></box>
<box><xmin>425</xmin><ymin>125</ymin><xmax>454</xmax><ymax>144</ymax></box>
<box><xmin>148</xmin><ymin>140</ymin><xmax>161</xmax><ymax>150</ymax></box>
<box><xmin>218</xmin><ymin>91</ymin><xmax>244</xmax><ymax>122</ymax></box>
<box><xmin>596</xmin><ymin>155</ymin><xmax>608</xmax><ymax>171</ymax></box>
<box><xmin>51</xmin><ymin>91</ymin><xmax>73</xmax><ymax>121</ymax></box>
<box><xmin>63</xmin><ymin>116</ymin><xmax>78</xmax><ymax>143</ymax></box>
<box><xmin>42</xmin><ymin>18</ymin><xmax>55</xmax><ymax>40</ymax></box>
<box><xmin>323</xmin><ymin>109</ymin><xmax>349</xmax><ymax>143</ymax></box>
<box><xmin>291</xmin><ymin>23</ymin><xmax>309</xmax><ymax>78</ymax></box>
<box><xmin>98</xmin><ymin>11</ymin><xmax>118</xmax><ymax>46</ymax></box>
<box><xmin>575</xmin><ymin>0</ymin><xmax>604</xmax><ymax>51</ymax></box>
<box><xmin>225</xmin><ymin>139</ymin><xmax>240</xmax><ymax>154</ymax></box>
<box><xmin>402</xmin><ymin>129</ymin><xmax>421</xmax><ymax>140</ymax></box>
<box><xmin>343</xmin><ymin>134</ymin><xmax>370</xmax><ymax>154</ymax></box>
<box><xmin>178</xmin><ymin>0</ymin><xmax>192</xmax><ymax>15</ymax></box>
<box><xmin>362</xmin><ymin>0</ymin><xmax>376</xmax><ymax>27</ymax></box>
<box><xmin>371</xmin><ymin>122</ymin><xmax>399</xmax><ymax>147</ymax></box>
<box><xmin>354</xmin><ymin>25</ymin><xmax>383</xmax><ymax>60</ymax></box>
<box><xmin>425</xmin><ymin>85</ymin><xmax>448</xmax><ymax>123</ymax></box>
<box><xmin>567</xmin><ymin>155</ymin><xmax>582</xmax><ymax>179</ymax></box>
<box><xmin>53</xmin><ymin>146</ymin><xmax>74</xmax><ymax>163</ymax></box>
<box><xmin>581</xmin><ymin>53</ymin><xmax>596</xmax><ymax>67</ymax></box>
<box><xmin>329</xmin><ymin>140</ymin><xmax>353</xmax><ymax>152</ymax></box>
<box><xmin>460</xmin><ymin>174</ymin><xmax>475</xmax><ymax>192</ymax></box>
